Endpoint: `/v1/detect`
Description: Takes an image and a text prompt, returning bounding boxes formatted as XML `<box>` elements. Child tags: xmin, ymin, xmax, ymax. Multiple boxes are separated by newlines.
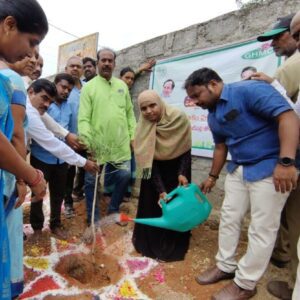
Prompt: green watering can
<box><xmin>121</xmin><ymin>183</ymin><xmax>212</xmax><ymax>232</ymax></box>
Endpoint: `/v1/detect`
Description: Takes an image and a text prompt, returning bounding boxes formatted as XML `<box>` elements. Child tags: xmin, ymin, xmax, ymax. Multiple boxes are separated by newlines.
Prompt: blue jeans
<box><xmin>105</xmin><ymin>154</ymin><xmax>136</xmax><ymax>196</ymax></box>
<box><xmin>84</xmin><ymin>161</ymin><xmax>131</xmax><ymax>224</ymax></box>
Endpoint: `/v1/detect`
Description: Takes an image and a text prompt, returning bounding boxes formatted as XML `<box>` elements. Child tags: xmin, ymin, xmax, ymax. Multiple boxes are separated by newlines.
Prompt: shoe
<box><xmin>267</xmin><ymin>280</ymin><xmax>293</xmax><ymax>300</ymax></box>
<box><xmin>51</xmin><ymin>227</ymin><xmax>67</xmax><ymax>240</ymax></box>
<box><xmin>123</xmin><ymin>197</ymin><xmax>130</xmax><ymax>203</ymax></box>
<box><xmin>270</xmin><ymin>257</ymin><xmax>290</xmax><ymax>268</ymax></box>
<box><xmin>64</xmin><ymin>205</ymin><xmax>75</xmax><ymax>219</ymax></box>
<box><xmin>195</xmin><ymin>266</ymin><xmax>235</xmax><ymax>285</ymax></box>
<box><xmin>212</xmin><ymin>282</ymin><xmax>257</xmax><ymax>300</ymax></box>
<box><xmin>115</xmin><ymin>221</ymin><xmax>128</xmax><ymax>227</ymax></box>
<box><xmin>72</xmin><ymin>192</ymin><xmax>84</xmax><ymax>202</ymax></box>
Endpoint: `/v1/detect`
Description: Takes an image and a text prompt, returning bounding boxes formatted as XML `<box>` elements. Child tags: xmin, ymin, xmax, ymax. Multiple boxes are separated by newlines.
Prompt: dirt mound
<box><xmin>55</xmin><ymin>251</ymin><xmax>122</xmax><ymax>289</ymax></box>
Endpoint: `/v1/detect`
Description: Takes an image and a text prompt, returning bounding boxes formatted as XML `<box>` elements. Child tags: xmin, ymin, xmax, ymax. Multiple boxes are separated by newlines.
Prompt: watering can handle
<box><xmin>159</xmin><ymin>199</ymin><xmax>168</xmax><ymax>211</ymax></box>
<box><xmin>195</xmin><ymin>185</ymin><xmax>209</xmax><ymax>203</ymax></box>
<box><xmin>166</xmin><ymin>185</ymin><xmax>183</xmax><ymax>199</ymax></box>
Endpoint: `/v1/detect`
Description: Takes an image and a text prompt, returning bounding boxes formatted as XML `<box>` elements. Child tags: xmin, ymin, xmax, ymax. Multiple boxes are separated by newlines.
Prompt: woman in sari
<box><xmin>0</xmin><ymin>0</ymin><xmax>48</xmax><ymax>298</ymax></box>
<box><xmin>132</xmin><ymin>90</ymin><xmax>192</xmax><ymax>262</ymax></box>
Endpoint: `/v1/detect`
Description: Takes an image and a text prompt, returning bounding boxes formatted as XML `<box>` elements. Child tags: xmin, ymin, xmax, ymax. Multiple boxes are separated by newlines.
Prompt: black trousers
<box><xmin>30</xmin><ymin>155</ymin><xmax>68</xmax><ymax>230</ymax></box>
<box><xmin>73</xmin><ymin>150</ymin><xmax>87</xmax><ymax>197</ymax></box>
<box><xmin>65</xmin><ymin>165</ymin><xmax>76</xmax><ymax>207</ymax></box>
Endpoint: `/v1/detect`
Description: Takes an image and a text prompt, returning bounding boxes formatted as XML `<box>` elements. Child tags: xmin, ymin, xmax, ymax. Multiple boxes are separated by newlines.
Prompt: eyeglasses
<box><xmin>292</xmin><ymin>30</ymin><xmax>300</xmax><ymax>42</ymax></box>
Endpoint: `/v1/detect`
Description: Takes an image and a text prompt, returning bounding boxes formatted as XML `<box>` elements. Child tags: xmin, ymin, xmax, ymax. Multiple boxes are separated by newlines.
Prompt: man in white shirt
<box><xmin>26</xmin><ymin>79</ymin><xmax>98</xmax><ymax>238</ymax></box>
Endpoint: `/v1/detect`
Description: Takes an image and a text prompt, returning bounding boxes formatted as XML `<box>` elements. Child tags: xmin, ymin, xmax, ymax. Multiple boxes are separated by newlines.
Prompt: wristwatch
<box><xmin>278</xmin><ymin>157</ymin><xmax>295</xmax><ymax>167</ymax></box>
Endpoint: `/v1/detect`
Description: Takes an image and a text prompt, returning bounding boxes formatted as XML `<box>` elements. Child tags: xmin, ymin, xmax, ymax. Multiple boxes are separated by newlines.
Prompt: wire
<box><xmin>48</xmin><ymin>22</ymin><xmax>80</xmax><ymax>39</ymax></box>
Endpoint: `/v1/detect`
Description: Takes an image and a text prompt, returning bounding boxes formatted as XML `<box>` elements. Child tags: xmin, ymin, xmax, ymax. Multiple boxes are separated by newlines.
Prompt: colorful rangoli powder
<box><xmin>24</xmin><ymin>257</ymin><xmax>49</xmax><ymax>270</ymax></box>
<box><xmin>119</xmin><ymin>280</ymin><xmax>138</xmax><ymax>298</ymax></box>
<box><xmin>126</xmin><ymin>258</ymin><xmax>149</xmax><ymax>273</ymax></box>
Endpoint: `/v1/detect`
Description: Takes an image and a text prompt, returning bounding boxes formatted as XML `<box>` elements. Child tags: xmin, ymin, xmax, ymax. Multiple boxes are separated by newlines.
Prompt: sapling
<box><xmin>80</xmin><ymin>126</ymin><xmax>130</xmax><ymax>253</ymax></box>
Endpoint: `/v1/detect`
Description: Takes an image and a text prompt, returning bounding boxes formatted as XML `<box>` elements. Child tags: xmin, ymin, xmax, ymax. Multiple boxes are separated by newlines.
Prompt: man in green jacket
<box><xmin>78</xmin><ymin>48</ymin><xmax>136</xmax><ymax>226</ymax></box>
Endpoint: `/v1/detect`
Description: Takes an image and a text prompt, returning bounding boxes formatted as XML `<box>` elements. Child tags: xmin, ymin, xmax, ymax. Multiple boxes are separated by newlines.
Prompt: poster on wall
<box><xmin>57</xmin><ymin>32</ymin><xmax>99</xmax><ymax>73</ymax></box>
<box><xmin>150</xmin><ymin>39</ymin><xmax>281</xmax><ymax>157</ymax></box>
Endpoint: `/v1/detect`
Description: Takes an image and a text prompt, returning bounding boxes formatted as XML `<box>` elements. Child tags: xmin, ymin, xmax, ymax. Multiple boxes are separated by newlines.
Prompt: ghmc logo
<box><xmin>242</xmin><ymin>43</ymin><xmax>274</xmax><ymax>59</ymax></box>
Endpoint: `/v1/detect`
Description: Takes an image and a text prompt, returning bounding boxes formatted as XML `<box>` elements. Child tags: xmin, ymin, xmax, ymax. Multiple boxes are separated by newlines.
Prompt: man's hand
<box><xmin>138</xmin><ymin>59</ymin><xmax>156</xmax><ymax>73</ymax></box>
<box><xmin>83</xmin><ymin>160</ymin><xmax>99</xmax><ymax>174</ymax></box>
<box><xmin>178</xmin><ymin>175</ymin><xmax>188</xmax><ymax>186</ymax></box>
<box><xmin>250</xmin><ymin>72</ymin><xmax>273</xmax><ymax>83</ymax></box>
<box><xmin>200</xmin><ymin>177</ymin><xmax>216</xmax><ymax>194</ymax></box>
<box><xmin>273</xmin><ymin>164</ymin><xmax>298</xmax><ymax>193</ymax></box>
<box><xmin>130</xmin><ymin>140</ymin><xmax>134</xmax><ymax>152</ymax></box>
<box><xmin>158</xmin><ymin>192</ymin><xmax>167</xmax><ymax>208</ymax></box>
<box><xmin>65</xmin><ymin>133</ymin><xmax>82</xmax><ymax>151</ymax></box>
<box><xmin>14</xmin><ymin>181</ymin><xmax>27</xmax><ymax>208</ymax></box>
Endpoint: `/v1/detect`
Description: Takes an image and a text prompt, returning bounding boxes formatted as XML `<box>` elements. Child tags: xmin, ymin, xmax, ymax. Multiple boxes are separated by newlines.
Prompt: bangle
<box><xmin>27</xmin><ymin>169</ymin><xmax>44</xmax><ymax>187</ymax></box>
<box><xmin>209</xmin><ymin>173</ymin><xmax>219</xmax><ymax>180</ymax></box>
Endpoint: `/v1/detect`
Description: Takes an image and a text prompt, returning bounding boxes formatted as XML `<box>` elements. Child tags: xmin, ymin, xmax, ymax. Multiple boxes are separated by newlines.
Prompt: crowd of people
<box><xmin>1</xmin><ymin>1</ymin><xmax>300</xmax><ymax>299</ymax></box>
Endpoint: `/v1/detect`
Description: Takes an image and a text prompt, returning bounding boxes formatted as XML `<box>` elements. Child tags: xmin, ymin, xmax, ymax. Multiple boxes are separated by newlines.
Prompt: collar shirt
<box><xmin>208</xmin><ymin>80</ymin><xmax>292</xmax><ymax>182</ymax></box>
<box><xmin>31</xmin><ymin>100</ymin><xmax>72</xmax><ymax>164</ymax></box>
<box><xmin>68</xmin><ymin>83</ymin><xmax>83</xmax><ymax>134</ymax></box>
<box><xmin>78</xmin><ymin>75</ymin><xmax>136</xmax><ymax>164</ymax></box>
<box><xmin>274</xmin><ymin>51</ymin><xmax>300</xmax><ymax>103</ymax></box>
<box><xmin>26</xmin><ymin>99</ymin><xmax>86</xmax><ymax>167</ymax></box>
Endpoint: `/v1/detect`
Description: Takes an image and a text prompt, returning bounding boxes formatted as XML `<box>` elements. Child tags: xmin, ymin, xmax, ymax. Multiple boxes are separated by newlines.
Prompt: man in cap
<box><xmin>257</xmin><ymin>14</ymin><xmax>300</xmax><ymax>102</ymax></box>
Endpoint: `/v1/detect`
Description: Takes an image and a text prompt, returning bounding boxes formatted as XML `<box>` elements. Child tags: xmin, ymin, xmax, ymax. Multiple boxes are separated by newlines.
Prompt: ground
<box><xmin>21</xmin><ymin>189</ymin><xmax>288</xmax><ymax>300</ymax></box>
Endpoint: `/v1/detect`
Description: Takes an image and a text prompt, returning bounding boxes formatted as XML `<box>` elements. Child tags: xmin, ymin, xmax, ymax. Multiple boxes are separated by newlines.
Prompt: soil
<box><xmin>55</xmin><ymin>251</ymin><xmax>122</xmax><ymax>288</ymax></box>
<box><xmin>22</xmin><ymin>191</ymin><xmax>289</xmax><ymax>300</ymax></box>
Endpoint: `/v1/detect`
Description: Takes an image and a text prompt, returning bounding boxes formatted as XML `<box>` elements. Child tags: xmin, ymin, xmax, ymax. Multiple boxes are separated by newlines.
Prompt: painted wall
<box><xmin>115</xmin><ymin>0</ymin><xmax>300</xmax><ymax>208</ymax></box>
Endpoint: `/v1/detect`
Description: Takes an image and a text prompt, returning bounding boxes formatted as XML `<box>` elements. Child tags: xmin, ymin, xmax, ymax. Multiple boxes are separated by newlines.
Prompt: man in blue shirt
<box><xmin>30</xmin><ymin>74</ymin><xmax>75</xmax><ymax>239</ymax></box>
<box><xmin>64</xmin><ymin>56</ymin><xmax>85</xmax><ymax>215</ymax></box>
<box><xmin>184</xmin><ymin>68</ymin><xmax>299</xmax><ymax>300</ymax></box>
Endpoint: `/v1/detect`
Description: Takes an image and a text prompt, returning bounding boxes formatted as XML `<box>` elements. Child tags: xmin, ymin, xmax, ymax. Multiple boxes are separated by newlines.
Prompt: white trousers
<box><xmin>293</xmin><ymin>237</ymin><xmax>300</xmax><ymax>299</ymax></box>
<box><xmin>216</xmin><ymin>166</ymin><xmax>289</xmax><ymax>290</ymax></box>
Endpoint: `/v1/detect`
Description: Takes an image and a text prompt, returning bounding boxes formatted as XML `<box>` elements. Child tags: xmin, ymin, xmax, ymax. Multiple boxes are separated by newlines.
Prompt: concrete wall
<box><xmin>115</xmin><ymin>0</ymin><xmax>300</xmax><ymax>208</ymax></box>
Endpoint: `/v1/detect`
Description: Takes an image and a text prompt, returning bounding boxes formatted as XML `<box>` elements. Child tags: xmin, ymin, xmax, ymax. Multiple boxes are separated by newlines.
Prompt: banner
<box><xmin>150</xmin><ymin>39</ymin><xmax>281</xmax><ymax>157</ymax></box>
<box><xmin>57</xmin><ymin>32</ymin><xmax>99</xmax><ymax>73</ymax></box>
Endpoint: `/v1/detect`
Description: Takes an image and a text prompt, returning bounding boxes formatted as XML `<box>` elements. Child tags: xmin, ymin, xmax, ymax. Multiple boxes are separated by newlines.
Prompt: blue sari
<box><xmin>0</xmin><ymin>73</ymin><xmax>13</xmax><ymax>300</ymax></box>
<box><xmin>1</xmin><ymin>68</ymin><xmax>27</xmax><ymax>298</ymax></box>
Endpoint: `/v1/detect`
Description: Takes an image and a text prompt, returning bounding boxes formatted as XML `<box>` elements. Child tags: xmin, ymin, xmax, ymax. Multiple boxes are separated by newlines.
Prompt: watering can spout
<box><xmin>133</xmin><ymin>216</ymin><xmax>170</xmax><ymax>230</ymax></box>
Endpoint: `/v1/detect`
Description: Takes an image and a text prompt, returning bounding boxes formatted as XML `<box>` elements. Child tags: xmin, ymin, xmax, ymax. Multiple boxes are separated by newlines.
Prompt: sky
<box><xmin>37</xmin><ymin>0</ymin><xmax>244</xmax><ymax>77</ymax></box>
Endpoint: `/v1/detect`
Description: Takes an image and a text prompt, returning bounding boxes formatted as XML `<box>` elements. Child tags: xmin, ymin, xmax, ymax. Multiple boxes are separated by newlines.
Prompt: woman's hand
<box><xmin>158</xmin><ymin>192</ymin><xmax>167</xmax><ymax>208</ymax></box>
<box><xmin>30</xmin><ymin>178</ymin><xmax>47</xmax><ymax>199</ymax></box>
<box><xmin>200</xmin><ymin>177</ymin><xmax>216</xmax><ymax>194</ymax></box>
<box><xmin>178</xmin><ymin>175</ymin><xmax>188</xmax><ymax>186</ymax></box>
<box><xmin>14</xmin><ymin>181</ymin><xmax>27</xmax><ymax>208</ymax></box>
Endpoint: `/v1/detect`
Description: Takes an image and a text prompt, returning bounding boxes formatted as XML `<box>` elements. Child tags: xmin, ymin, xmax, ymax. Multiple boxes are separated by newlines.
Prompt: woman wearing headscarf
<box><xmin>132</xmin><ymin>89</ymin><xmax>192</xmax><ymax>262</ymax></box>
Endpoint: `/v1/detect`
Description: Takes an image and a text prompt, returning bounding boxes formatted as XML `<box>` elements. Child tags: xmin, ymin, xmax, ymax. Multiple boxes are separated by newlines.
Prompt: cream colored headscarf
<box><xmin>134</xmin><ymin>90</ymin><xmax>191</xmax><ymax>179</ymax></box>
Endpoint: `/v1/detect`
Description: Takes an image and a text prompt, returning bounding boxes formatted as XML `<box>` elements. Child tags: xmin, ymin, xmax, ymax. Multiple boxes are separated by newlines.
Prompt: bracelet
<box><xmin>209</xmin><ymin>173</ymin><xmax>219</xmax><ymax>180</ymax></box>
<box><xmin>207</xmin><ymin>177</ymin><xmax>217</xmax><ymax>183</ymax></box>
<box><xmin>27</xmin><ymin>169</ymin><xmax>44</xmax><ymax>187</ymax></box>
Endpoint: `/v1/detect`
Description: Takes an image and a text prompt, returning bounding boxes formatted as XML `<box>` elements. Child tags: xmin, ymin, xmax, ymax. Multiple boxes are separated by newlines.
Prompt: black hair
<box><xmin>0</xmin><ymin>0</ymin><xmax>48</xmax><ymax>36</ymax></box>
<box><xmin>120</xmin><ymin>67</ymin><xmax>135</xmax><ymax>77</ymax></box>
<box><xmin>241</xmin><ymin>66</ymin><xmax>257</xmax><ymax>76</ymax></box>
<box><xmin>28</xmin><ymin>78</ymin><xmax>57</xmax><ymax>98</ymax></box>
<box><xmin>82</xmin><ymin>57</ymin><xmax>96</xmax><ymax>67</ymax></box>
<box><xmin>163</xmin><ymin>79</ymin><xmax>175</xmax><ymax>89</ymax></box>
<box><xmin>97</xmin><ymin>47</ymin><xmax>116</xmax><ymax>60</ymax></box>
<box><xmin>54</xmin><ymin>73</ymin><xmax>75</xmax><ymax>86</ymax></box>
<box><xmin>184</xmin><ymin>68</ymin><xmax>222</xmax><ymax>90</ymax></box>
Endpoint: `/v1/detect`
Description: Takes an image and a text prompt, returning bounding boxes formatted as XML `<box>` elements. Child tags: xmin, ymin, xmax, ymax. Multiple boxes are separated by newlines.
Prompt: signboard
<box><xmin>150</xmin><ymin>39</ymin><xmax>281</xmax><ymax>157</ymax></box>
<box><xmin>57</xmin><ymin>32</ymin><xmax>99</xmax><ymax>73</ymax></box>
